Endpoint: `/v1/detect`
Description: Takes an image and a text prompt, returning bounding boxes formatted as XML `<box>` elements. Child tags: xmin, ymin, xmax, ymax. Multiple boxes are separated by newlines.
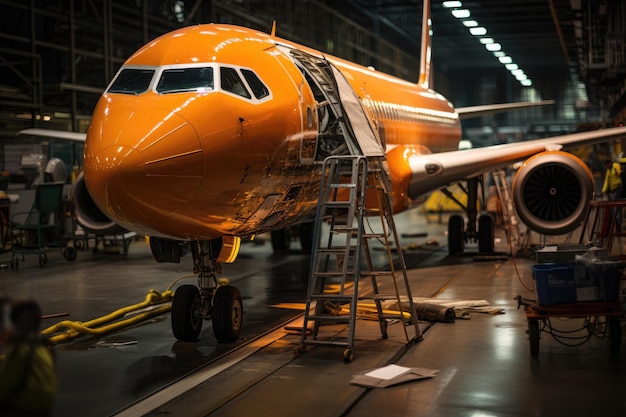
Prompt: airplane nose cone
<box><xmin>84</xmin><ymin>107</ymin><xmax>203</xmax><ymax>228</ymax></box>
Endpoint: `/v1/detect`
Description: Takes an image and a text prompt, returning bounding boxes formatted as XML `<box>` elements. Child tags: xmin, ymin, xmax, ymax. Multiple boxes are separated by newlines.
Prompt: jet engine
<box><xmin>71</xmin><ymin>172</ymin><xmax>127</xmax><ymax>235</ymax></box>
<box><xmin>511</xmin><ymin>150</ymin><xmax>594</xmax><ymax>235</ymax></box>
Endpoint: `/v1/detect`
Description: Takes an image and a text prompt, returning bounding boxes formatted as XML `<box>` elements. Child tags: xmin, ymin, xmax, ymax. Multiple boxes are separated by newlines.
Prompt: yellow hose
<box><xmin>42</xmin><ymin>289</ymin><xmax>174</xmax><ymax>344</ymax></box>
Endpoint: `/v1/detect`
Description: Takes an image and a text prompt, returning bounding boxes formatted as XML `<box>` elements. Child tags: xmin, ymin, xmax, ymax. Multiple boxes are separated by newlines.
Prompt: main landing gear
<box><xmin>169</xmin><ymin>237</ymin><xmax>243</xmax><ymax>342</ymax></box>
<box><xmin>444</xmin><ymin>176</ymin><xmax>495</xmax><ymax>256</ymax></box>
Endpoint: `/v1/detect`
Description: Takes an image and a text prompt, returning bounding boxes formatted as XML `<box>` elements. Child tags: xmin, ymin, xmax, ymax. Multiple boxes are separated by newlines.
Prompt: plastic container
<box><xmin>532</xmin><ymin>261</ymin><xmax>621</xmax><ymax>305</ymax></box>
<box><xmin>532</xmin><ymin>263</ymin><xmax>579</xmax><ymax>305</ymax></box>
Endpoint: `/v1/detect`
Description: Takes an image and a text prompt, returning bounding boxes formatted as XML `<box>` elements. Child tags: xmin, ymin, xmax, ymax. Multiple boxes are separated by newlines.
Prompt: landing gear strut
<box><xmin>171</xmin><ymin>238</ymin><xmax>243</xmax><ymax>342</ymax></box>
<box><xmin>444</xmin><ymin>176</ymin><xmax>495</xmax><ymax>255</ymax></box>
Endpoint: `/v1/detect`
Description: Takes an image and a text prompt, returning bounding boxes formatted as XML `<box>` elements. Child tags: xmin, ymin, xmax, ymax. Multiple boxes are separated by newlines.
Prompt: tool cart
<box><xmin>516</xmin><ymin>258</ymin><xmax>624</xmax><ymax>356</ymax></box>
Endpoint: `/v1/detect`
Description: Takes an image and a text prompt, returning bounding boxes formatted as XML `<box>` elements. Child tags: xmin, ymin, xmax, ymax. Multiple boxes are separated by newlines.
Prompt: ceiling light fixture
<box><xmin>443</xmin><ymin>1</ymin><xmax>463</xmax><ymax>8</ymax></box>
<box><xmin>452</xmin><ymin>9</ymin><xmax>471</xmax><ymax>19</ymax></box>
<box><xmin>448</xmin><ymin>3</ymin><xmax>533</xmax><ymax>88</ymax></box>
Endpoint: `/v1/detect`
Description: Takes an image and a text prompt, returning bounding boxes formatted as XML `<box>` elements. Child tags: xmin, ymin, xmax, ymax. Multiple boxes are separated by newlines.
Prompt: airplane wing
<box><xmin>403</xmin><ymin>126</ymin><xmax>626</xmax><ymax>199</ymax></box>
<box><xmin>456</xmin><ymin>100</ymin><xmax>556</xmax><ymax>119</ymax></box>
<box><xmin>18</xmin><ymin>128</ymin><xmax>87</xmax><ymax>142</ymax></box>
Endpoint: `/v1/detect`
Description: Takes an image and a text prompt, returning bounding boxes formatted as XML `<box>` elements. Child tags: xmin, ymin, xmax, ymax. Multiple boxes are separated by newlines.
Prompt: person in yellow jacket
<box><xmin>0</xmin><ymin>299</ymin><xmax>57</xmax><ymax>417</ymax></box>
<box><xmin>602</xmin><ymin>159</ymin><xmax>623</xmax><ymax>231</ymax></box>
<box><xmin>603</xmin><ymin>159</ymin><xmax>623</xmax><ymax>197</ymax></box>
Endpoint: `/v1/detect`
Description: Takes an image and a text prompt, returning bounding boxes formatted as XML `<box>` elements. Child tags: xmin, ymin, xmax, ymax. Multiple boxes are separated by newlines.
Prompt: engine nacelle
<box><xmin>512</xmin><ymin>150</ymin><xmax>594</xmax><ymax>235</ymax></box>
<box><xmin>71</xmin><ymin>172</ymin><xmax>127</xmax><ymax>235</ymax></box>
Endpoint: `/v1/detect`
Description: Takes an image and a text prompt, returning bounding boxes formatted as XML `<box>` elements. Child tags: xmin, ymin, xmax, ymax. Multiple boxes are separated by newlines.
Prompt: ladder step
<box><xmin>312</xmin><ymin>271</ymin><xmax>354</xmax><ymax>278</ymax></box>
<box><xmin>310</xmin><ymin>294</ymin><xmax>353</xmax><ymax>301</ymax></box>
<box><xmin>360</xmin><ymin>271</ymin><xmax>395</xmax><ymax>277</ymax></box>
<box><xmin>362</xmin><ymin>233</ymin><xmax>386</xmax><ymax>239</ymax></box>
<box><xmin>316</xmin><ymin>247</ymin><xmax>356</xmax><ymax>255</ymax></box>
<box><xmin>329</xmin><ymin>183</ymin><xmax>356</xmax><ymax>189</ymax></box>
<box><xmin>332</xmin><ymin>226</ymin><xmax>357</xmax><ymax>233</ymax></box>
<box><xmin>324</xmin><ymin>201</ymin><xmax>352</xmax><ymax>209</ymax></box>
<box><xmin>306</xmin><ymin>315</ymin><xmax>350</xmax><ymax>323</ymax></box>
<box><xmin>359</xmin><ymin>294</ymin><xmax>401</xmax><ymax>301</ymax></box>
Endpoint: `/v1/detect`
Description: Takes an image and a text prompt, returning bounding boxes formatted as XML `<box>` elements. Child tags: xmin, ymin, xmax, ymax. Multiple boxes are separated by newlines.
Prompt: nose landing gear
<box><xmin>171</xmin><ymin>238</ymin><xmax>243</xmax><ymax>342</ymax></box>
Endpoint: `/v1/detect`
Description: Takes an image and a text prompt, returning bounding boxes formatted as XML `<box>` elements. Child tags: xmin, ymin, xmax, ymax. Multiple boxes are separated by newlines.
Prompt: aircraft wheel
<box><xmin>271</xmin><ymin>229</ymin><xmax>290</xmax><ymax>252</ymax></box>
<box><xmin>299</xmin><ymin>222</ymin><xmax>313</xmax><ymax>252</ymax></box>
<box><xmin>63</xmin><ymin>246</ymin><xmax>78</xmax><ymax>261</ymax></box>
<box><xmin>172</xmin><ymin>285</ymin><xmax>203</xmax><ymax>342</ymax></box>
<box><xmin>447</xmin><ymin>214</ymin><xmax>465</xmax><ymax>255</ymax></box>
<box><xmin>478</xmin><ymin>213</ymin><xmax>495</xmax><ymax>253</ymax></box>
<box><xmin>212</xmin><ymin>285</ymin><xmax>243</xmax><ymax>342</ymax></box>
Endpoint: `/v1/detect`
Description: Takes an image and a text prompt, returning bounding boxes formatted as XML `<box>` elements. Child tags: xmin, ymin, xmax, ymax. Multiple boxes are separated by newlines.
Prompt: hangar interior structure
<box><xmin>2</xmin><ymin>2</ymin><xmax>626</xmax><ymax>417</ymax></box>
<box><xmin>0</xmin><ymin>0</ymin><xmax>625</xmax><ymax>178</ymax></box>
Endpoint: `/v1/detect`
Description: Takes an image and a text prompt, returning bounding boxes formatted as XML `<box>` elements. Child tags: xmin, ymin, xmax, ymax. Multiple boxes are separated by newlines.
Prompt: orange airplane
<box><xmin>20</xmin><ymin>0</ymin><xmax>626</xmax><ymax>342</ymax></box>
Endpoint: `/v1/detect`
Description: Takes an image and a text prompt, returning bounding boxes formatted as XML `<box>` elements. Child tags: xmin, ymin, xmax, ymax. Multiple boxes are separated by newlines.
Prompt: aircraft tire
<box><xmin>172</xmin><ymin>284</ymin><xmax>203</xmax><ymax>342</ymax></box>
<box><xmin>271</xmin><ymin>229</ymin><xmax>290</xmax><ymax>252</ymax></box>
<box><xmin>478</xmin><ymin>213</ymin><xmax>495</xmax><ymax>253</ymax></box>
<box><xmin>448</xmin><ymin>214</ymin><xmax>465</xmax><ymax>255</ymax></box>
<box><xmin>299</xmin><ymin>222</ymin><xmax>313</xmax><ymax>252</ymax></box>
<box><xmin>212</xmin><ymin>285</ymin><xmax>243</xmax><ymax>342</ymax></box>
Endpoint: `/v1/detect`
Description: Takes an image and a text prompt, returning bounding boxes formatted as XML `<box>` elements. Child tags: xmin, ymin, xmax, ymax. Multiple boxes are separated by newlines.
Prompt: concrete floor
<box><xmin>1</xmin><ymin>186</ymin><xmax>625</xmax><ymax>417</ymax></box>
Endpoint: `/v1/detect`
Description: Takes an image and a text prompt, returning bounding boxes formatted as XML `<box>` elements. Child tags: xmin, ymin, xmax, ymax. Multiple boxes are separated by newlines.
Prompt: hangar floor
<box><xmin>1</xmin><ymin>185</ymin><xmax>625</xmax><ymax>417</ymax></box>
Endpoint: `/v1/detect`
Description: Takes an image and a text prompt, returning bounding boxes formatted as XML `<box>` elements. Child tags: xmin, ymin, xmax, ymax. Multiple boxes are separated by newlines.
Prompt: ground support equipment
<box><xmin>516</xmin><ymin>296</ymin><xmax>623</xmax><ymax>356</ymax></box>
<box><xmin>297</xmin><ymin>155</ymin><xmax>421</xmax><ymax>362</ymax></box>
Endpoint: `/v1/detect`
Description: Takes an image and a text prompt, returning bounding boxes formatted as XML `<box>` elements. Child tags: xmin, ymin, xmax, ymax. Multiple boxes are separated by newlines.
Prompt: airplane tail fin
<box><xmin>418</xmin><ymin>0</ymin><xmax>432</xmax><ymax>89</ymax></box>
<box><xmin>271</xmin><ymin>21</ymin><xmax>277</xmax><ymax>38</ymax></box>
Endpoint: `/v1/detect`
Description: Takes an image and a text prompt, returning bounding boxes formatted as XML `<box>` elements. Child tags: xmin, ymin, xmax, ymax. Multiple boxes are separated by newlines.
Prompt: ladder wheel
<box><xmin>343</xmin><ymin>348</ymin><xmax>354</xmax><ymax>363</ymax></box>
<box><xmin>380</xmin><ymin>320</ymin><xmax>388</xmax><ymax>339</ymax></box>
<box><xmin>294</xmin><ymin>345</ymin><xmax>306</xmax><ymax>358</ymax></box>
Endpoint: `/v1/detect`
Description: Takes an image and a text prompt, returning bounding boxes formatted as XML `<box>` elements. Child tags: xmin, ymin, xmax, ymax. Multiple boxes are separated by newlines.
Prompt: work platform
<box><xmin>0</xmin><ymin>202</ymin><xmax>625</xmax><ymax>417</ymax></box>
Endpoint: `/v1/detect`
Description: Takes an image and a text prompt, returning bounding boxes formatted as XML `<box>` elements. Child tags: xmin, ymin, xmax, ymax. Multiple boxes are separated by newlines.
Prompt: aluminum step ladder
<box><xmin>297</xmin><ymin>155</ymin><xmax>421</xmax><ymax>362</ymax></box>
<box><xmin>492</xmin><ymin>169</ymin><xmax>520</xmax><ymax>253</ymax></box>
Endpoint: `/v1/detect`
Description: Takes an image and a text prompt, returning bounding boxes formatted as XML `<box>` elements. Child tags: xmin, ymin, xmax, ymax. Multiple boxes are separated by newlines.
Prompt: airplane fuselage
<box><xmin>84</xmin><ymin>24</ymin><xmax>461</xmax><ymax>240</ymax></box>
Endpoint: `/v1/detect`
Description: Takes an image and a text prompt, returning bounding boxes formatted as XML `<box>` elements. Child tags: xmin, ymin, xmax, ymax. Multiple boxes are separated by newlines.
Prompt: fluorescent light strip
<box><xmin>446</xmin><ymin>3</ymin><xmax>532</xmax><ymax>87</ymax></box>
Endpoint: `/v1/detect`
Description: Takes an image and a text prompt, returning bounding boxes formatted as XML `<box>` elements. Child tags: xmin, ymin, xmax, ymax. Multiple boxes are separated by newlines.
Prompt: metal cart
<box><xmin>516</xmin><ymin>296</ymin><xmax>623</xmax><ymax>355</ymax></box>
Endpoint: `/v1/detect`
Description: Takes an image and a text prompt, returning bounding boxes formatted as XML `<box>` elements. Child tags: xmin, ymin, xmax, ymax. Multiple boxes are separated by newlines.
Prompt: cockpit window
<box><xmin>156</xmin><ymin>67</ymin><xmax>214</xmax><ymax>94</ymax></box>
<box><xmin>107</xmin><ymin>69</ymin><xmax>155</xmax><ymax>94</ymax></box>
<box><xmin>220</xmin><ymin>67</ymin><xmax>251</xmax><ymax>99</ymax></box>
<box><xmin>241</xmin><ymin>69</ymin><xmax>269</xmax><ymax>99</ymax></box>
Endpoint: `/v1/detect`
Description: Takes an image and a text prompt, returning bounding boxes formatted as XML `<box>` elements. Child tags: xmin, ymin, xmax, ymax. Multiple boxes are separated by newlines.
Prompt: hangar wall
<box><xmin>0</xmin><ymin>0</ymin><xmax>624</xmax><ymax>173</ymax></box>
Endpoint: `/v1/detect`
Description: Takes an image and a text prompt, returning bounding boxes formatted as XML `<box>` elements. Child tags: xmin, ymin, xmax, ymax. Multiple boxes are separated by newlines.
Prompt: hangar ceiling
<box><xmin>0</xmin><ymin>0</ymin><xmax>623</xmax><ymax>134</ymax></box>
<box><xmin>332</xmin><ymin>0</ymin><xmax>625</xmax><ymax>122</ymax></box>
